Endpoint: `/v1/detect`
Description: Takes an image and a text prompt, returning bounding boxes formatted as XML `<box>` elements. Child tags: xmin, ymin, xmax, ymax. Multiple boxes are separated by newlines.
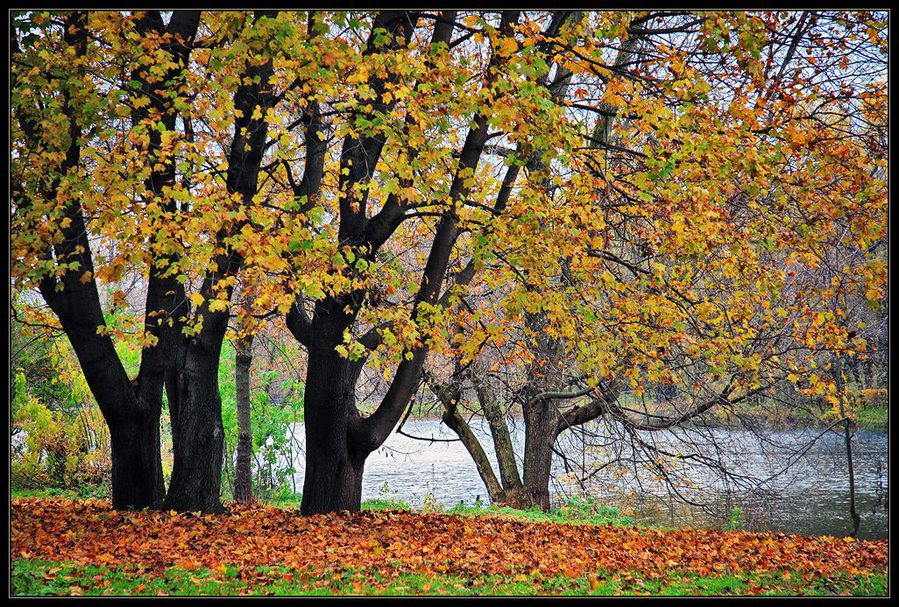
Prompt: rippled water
<box><xmin>277</xmin><ymin>419</ymin><xmax>888</xmax><ymax>539</ymax></box>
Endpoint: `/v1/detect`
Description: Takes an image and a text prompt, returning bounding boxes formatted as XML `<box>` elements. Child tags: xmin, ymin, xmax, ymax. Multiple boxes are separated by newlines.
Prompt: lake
<box><xmin>273</xmin><ymin>418</ymin><xmax>888</xmax><ymax>539</ymax></box>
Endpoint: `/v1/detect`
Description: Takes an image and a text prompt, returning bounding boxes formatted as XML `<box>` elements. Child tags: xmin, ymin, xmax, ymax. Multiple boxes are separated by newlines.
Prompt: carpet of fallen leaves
<box><xmin>12</xmin><ymin>498</ymin><xmax>887</xmax><ymax>593</ymax></box>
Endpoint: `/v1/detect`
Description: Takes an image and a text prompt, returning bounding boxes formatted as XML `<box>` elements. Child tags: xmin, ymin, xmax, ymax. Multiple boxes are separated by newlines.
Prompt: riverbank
<box><xmin>11</xmin><ymin>496</ymin><xmax>887</xmax><ymax>596</ymax></box>
<box><xmin>389</xmin><ymin>397</ymin><xmax>889</xmax><ymax>432</ymax></box>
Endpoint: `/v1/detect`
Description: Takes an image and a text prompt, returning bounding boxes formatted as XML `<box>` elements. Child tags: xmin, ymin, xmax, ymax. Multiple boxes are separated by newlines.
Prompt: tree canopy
<box><xmin>11</xmin><ymin>10</ymin><xmax>887</xmax><ymax>514</ymax></box>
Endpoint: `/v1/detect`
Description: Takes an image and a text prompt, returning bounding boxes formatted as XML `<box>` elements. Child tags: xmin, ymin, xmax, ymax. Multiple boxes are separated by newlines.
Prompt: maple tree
<box><xmin>418</xmin><ymin>11</ymin><xmax>888</xmax><ymax>510</ymax></box>
<box><xmin>12</xmin><ymin>9</ymin><xmax>291</xmax><ymax>511</ymax></box>
<box><xmin>11</xmin><ymin>10</ymin><xmax>886</xmax><ymax>516</ymax></box>
<box><xmin>12</xmin><ymin>11</ymin><xmax>197</xmax><ymax>509</ymax></box>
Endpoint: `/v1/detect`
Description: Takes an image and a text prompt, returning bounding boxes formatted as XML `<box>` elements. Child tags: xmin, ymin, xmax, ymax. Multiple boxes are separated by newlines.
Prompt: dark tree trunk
<box><xmin>164</xmin><ymin>334</ymin><xmax>226</xmax><ymax>513</ymax></box>
<box><xmin>109</xmin><ymin>411</ymin><xmax>165</xmax><ymax>509</ymax></box>
<box><xmin>234</xmin><ymin>335</ymin><xmax>254</xmax><ymax>504</ymax></box>
<box><xmin>300</xmin><ymin>317</ymin><xmax>366</xmax><ymax>515</ymax></box>
<box><xmin>46</xmin><ymin>313</ymin><xmax>168</xmax><ymax>511</ymax></box>
<box><xmin>164</xmin><ymin>11</ymin><xmax>276</xmax><ymax>513</ymax></box>
<box><xmin>37</xmin><ymin>211</ymin><xmax>169</xmax><ymax>512</ymax></box>
<box><xmin>433</xmin><ymin>363</ymin><xmax>560</xmax><ymax>512</ymax></box>
<box><xmin>442</xmin><ymin>409</ymin><xmax>504</xmax><ymax>503</ymax></box>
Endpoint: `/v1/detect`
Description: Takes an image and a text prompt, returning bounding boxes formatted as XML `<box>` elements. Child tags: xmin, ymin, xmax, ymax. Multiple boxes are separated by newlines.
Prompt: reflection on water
<box><xmin>279</xmin><ymin>419</ymin><xmax>888</xmax><ymax>539</ymax></box>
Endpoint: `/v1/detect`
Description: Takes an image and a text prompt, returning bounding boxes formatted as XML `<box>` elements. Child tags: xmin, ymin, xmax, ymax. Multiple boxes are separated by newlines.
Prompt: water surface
<box><xmin>276</xmin><ymin>418</ymin><xmax>888</xmax><ymax>539</ymax></box>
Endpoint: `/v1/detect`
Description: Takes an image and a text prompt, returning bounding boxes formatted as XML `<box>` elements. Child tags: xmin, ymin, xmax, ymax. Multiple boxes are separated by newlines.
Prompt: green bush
<box><xmin>11</xmin><ymin>370</ymin><xmax>111</xmax><ymax>494</ymax></box>
<box><xmin>727</xmin><ymin>507</ymin><xmax>746</xmax><ymax>531</ymax></box>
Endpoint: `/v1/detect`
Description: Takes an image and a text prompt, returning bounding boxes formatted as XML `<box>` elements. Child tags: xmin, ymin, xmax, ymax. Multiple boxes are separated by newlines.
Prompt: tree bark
<box><xmin>163</xmin><ymin>278</ymin><xmax>235</xmax><ymax>513</ymax></box>
<box><xmin>164</xmin><ymin>330</ymin><xmax>227</xmax><ymax>513</ymax></box>
<box><xmin>520</xmin><ymin>401</ymin><xmax>561</xmax><ymax>511</ymax></box>
<box><xmin>164</xmin><ymin>11</ymin><xmax>276</xmax><ymax>513</ymax></box>
<box><xmin>109</xmin><ymin>410</ymin><xmax>166</xmax><ymax>509</ymax></box>
<box><xmin>436</xmin><ymin>13</ymin><xmax>583</xmax><ymax>513</ymax></box>
<box><xmin>300</xmin><ymin>328</ymin><xmax>366</xmax><ymax>514</ymax></box>
<box><xmin>12</xmin><ymin>12</ymin><xmax>173</xmax><ymax>511</ymax></box>
<box><xmin>234</xmin><ymin>335</ymin><xmax>254</xmax><ymax>504</ymax></box>
<box><xmin>843</xmin><ymin>417</ymin><xmax>861</xmax><ymax>537</ymax></box>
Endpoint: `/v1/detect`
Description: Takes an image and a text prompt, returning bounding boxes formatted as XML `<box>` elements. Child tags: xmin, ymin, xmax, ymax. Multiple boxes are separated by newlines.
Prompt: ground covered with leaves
<box><xmin>11</xmin><ymin>498</ymin><xmax>888</xmax><ymax>596</ymax></box>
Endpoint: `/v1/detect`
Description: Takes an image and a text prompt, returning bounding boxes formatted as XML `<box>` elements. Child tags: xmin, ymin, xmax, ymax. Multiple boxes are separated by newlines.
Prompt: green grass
<box><xmin>263</xmin><ymin>491</ymin><xmax>413</xmax><ymax>512</ymax></box>
<box><xmin>858</xmin><ymin>405</ymin><xmax>888</xmax><ymax>430</ymax></box>
<box><xmin>444</xmin><ymin>499</ymin><xmax>636</xmax><ymax>527</ymax></box>
<box><xmin>11</xmin><ymin>486</ymin><xmax>109</xmax><ymax>501</ymax></box>
<box><xmin>11</xmin><ymin>558</ymin><xmax>886</xmax><ymax>596</ymax></box>
<box><xmin>263</xmin><ymin>490</ymin><xmax>636</xmax><ymax>527</ymax></box>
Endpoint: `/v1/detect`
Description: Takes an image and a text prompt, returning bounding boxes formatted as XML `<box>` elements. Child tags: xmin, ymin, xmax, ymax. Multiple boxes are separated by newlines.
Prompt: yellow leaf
<box><xmin>208</xmin><ymin>299</ymin><xmax>228</xmax><ymax>312</ymax></box>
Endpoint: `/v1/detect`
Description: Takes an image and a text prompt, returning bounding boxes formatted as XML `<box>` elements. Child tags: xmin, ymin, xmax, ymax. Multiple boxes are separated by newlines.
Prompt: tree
<box><xmin>11</xmin><ymin>10</ymin><xmax>201</xmax><ymax>509</ymax></box>
<box><xmin>273</xmin><ymin>10</ymin><xmax>584</xmax><ymax>514</ymax></box>
<box><xmin>12</xmin><ymin>10</ymin><xmax>886</xmax><ymax>517</ymax></box>
<box><xmin>13</xmin><ymin>10</ymin><xmax>288</xmax><ymax>511</ymax></box>
<box><xmin>233</xmin><ymin>332</ymin><xmax>255</xmax><ymax>504</ymax></box>
<box><xmin>416</xmin><ymin>10</ymin><xmax>887</xmax><ymax>512</ymax></box>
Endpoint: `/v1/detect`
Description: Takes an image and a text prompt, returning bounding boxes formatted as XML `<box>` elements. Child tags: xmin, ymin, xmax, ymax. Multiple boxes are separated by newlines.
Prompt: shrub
<box><xmin>11</xmin><ymin>371</ymin><xmax>111</xmax><ymax>494</ymax></box>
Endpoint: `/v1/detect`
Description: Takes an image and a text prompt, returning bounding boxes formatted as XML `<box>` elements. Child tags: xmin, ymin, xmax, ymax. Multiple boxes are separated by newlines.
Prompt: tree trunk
<box><xmin>300</xmin><ymin>337</ymin><xmax>366</xmax><ymax>515</ymax></box>
<box><xmin>843</xmin><ymin>417</ymin><xmax>861</xmax><ymax>537</ymax></box>
<box><xmin>44</xmin><ymin>292</ymin><xmax>168</xmax><ymax>511</ymax></box>
<box><xmin>520</xmin><ymin>401</ymin><xmax>560</xmax><ymax>511</ymax></box>
<box><xmin>164</xmin><ymin>339</ymin><xmax>225</xmax><ymax>513</ymax></box>
<box><xmin>430</xmin><ymin>366</ymin><xmax>506</xmax><ymax>504</ymax></box>
<box><xmin>473</xmin><ymin>375</ymin><xmax>523</xmax><ymax>491</ymax></box>
<box><xmin>109</xmin><ymin>411</ymin><xmax>165</xmax><ymax>509</ymax></box>
<box><xmin>234</xmin><ymin>335</ymin><xmax>254</xmax><ymax>504</ymax></box>
<box><xmin>441</xmin><ymin>408</ymin><xmax>505</xmax><ymax>503</ymax></box>
<box><xmin>835</xmin><ymin>357</ymin><xmax>861</xmax><ymax>537</ymax></box>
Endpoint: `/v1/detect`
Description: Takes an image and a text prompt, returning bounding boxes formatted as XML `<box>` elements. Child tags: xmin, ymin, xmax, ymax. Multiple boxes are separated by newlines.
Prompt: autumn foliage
<box><xmin>12</xmin><ymin>498</ymin><xmax>887</xmax><ymax>595</ymax></box>
<box><xmin>10</xmin><ymin>10</ymin><xmax>888</xmax><ymax>516</ymax></box>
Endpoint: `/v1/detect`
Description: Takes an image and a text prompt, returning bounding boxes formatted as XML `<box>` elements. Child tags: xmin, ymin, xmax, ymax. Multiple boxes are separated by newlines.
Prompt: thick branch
<box><xmin>426</xmin><ymin>370</ymin><xmax>504</xmax><ymax>499</ymax></box>
<box><xmin>338</xmin><ymin>11</ymin><xmax>417</xmax><ymax>245</ymax></box>
<box><xmin>356</xmin><ymin>11</ymin><xmax>521</xmax><ymax>451</ymax></box>
<box><xmin>285</xmin><ymin>301</ymin><xmax>314</xmax><ymax>346</ymax></box>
